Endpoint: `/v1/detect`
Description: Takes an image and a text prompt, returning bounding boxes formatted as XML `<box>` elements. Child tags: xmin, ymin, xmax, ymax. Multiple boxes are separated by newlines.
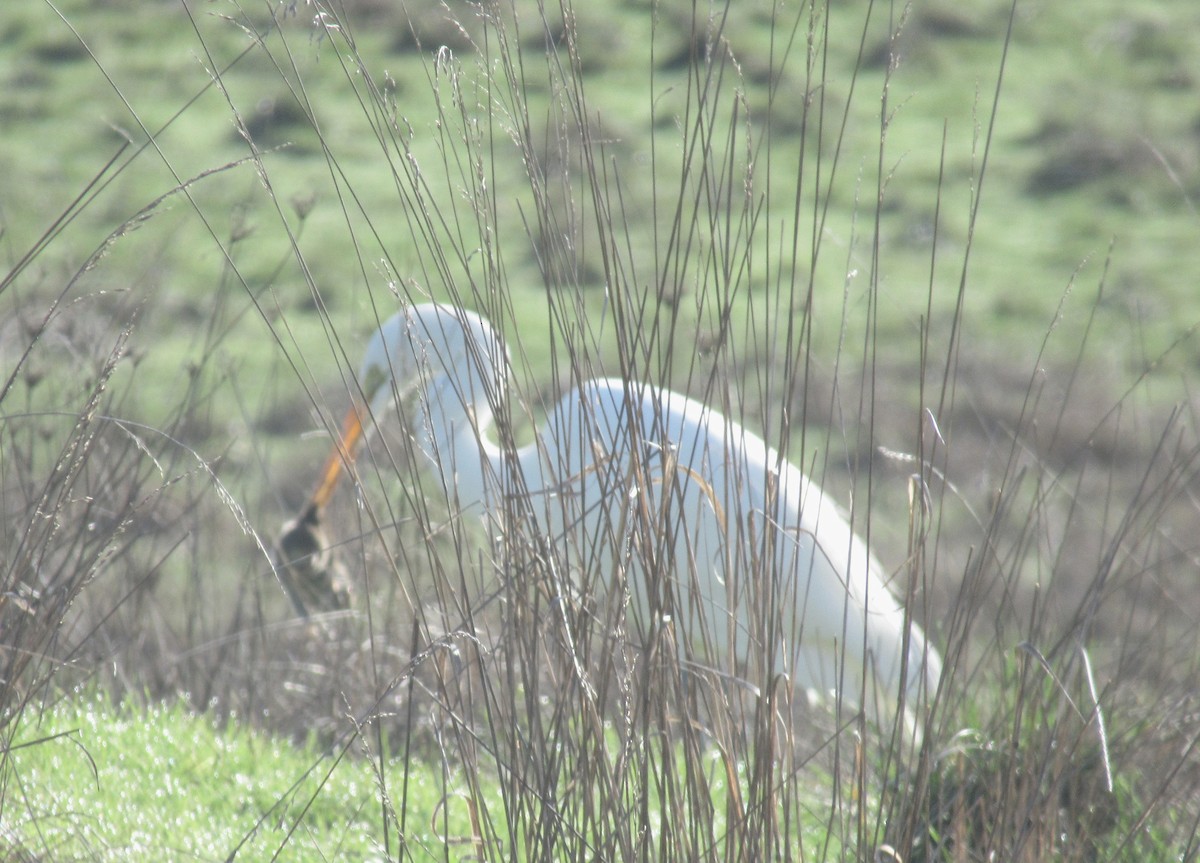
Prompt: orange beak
<box><xmin>308</xmin><ymin>400</ymin><xmax>368</xmax><ymax>512</ymax></box>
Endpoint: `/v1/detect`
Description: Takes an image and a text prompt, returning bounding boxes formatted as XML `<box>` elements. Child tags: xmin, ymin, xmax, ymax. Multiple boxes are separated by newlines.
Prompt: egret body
<box><xmin>285</xmin><ymin>303</ymin><xmax>940</xmax><ymax>717</ymax></box>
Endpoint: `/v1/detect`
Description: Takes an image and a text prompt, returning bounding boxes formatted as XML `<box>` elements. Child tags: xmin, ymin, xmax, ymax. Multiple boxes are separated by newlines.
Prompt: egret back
<box><xmin>518</xmin><ymin>378</ymin><xmax>939</xmax><ymax>713</ymax></box>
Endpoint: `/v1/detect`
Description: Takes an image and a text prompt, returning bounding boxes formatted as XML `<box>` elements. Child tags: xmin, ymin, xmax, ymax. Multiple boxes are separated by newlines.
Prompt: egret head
<box><xmin>306</xmin><ymin>303</ymin><xmax>509</xmax><ymax>512</ymax></box>
<box><xmin>358</xmin><ymin>303</ymin><xmax>509</xmax><ymax>423</ymax></box>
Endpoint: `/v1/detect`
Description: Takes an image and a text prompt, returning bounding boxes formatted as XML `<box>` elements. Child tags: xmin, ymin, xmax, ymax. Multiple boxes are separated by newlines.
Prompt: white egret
<box><xmin>279</xmin><ymin>302</ymin><xmax>940</xmax><ymax>717</ymax></box>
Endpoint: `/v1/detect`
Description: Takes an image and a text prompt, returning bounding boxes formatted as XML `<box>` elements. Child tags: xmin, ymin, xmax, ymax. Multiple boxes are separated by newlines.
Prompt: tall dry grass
<box><xmin>2</xmin><ymin>0</ymin><xmax>1199</xmax><ymax>860</ymax></box>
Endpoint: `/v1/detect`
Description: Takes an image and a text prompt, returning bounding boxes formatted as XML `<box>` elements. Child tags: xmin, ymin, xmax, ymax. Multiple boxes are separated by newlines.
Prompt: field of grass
<box><xmin>9</xmin><ymin>690</ymin><xmax>861</xmax><ymax>860</ymax></box>
<box><xmin>5</xmin><ymin>692</ymin><xmax>399</xmax><ymax>859</ymax></box>
<box><xmin>2</xmin><ymin>0</ymin><xmax>1200</xmax><ymax>860</ymax></box>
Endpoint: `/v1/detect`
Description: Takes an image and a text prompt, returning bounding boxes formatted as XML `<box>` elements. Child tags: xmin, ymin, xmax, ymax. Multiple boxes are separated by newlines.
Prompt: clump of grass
<box><xmin>2</xmin><ymin>0</ymin><xmax>1200</xmax><ymax>861</ymax></box>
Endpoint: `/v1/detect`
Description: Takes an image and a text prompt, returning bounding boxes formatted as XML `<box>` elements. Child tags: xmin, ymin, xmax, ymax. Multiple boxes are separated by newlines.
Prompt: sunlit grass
<box><xmin>2</xmin><ymin>0</ymin><xmax>1199</xmax><ymax>860</ymax></box>
<box><xmin>3</xmin><ymin>691</ymin><xmax>469</xmax><ymax>860</ymax></box>
<box><xmin>6</xmin><ymin>692</ymin><xmax>857</xmax><ymax>861</ymax></box>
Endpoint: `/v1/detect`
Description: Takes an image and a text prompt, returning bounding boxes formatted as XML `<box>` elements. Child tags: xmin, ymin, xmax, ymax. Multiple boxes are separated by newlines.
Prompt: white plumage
<box><xmin>297</xmin><ymin>302</ymin><xmax>940</xmax><ymax>718</ymax></box>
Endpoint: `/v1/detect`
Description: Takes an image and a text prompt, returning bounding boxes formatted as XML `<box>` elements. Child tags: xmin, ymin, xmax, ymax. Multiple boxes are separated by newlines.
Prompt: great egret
<box><xmin>278</xmin><ymin>302</ymin><xmax>940</xmax><ymax>716</ymax></box>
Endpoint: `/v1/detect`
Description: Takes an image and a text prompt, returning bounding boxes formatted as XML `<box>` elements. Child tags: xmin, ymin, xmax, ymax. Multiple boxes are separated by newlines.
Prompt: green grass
<box><xmin>5</xmin><ymin>684</ymin><xmax>1177</xmax><ymax>862</ymax></box>
<box><xmin>2</xmin><ymin>0</ymin><xmax>1197</xmax><ymax>392</ymax></box>
<box><xmin>3</xmin><ymin>691</ymin><xmax>499</xmax><ymax>860</ymax></box>
<box><xmin>5</xmin><ymin>692</ymin><xmax>852</xmax><ymax>861</ymax></box>
<box><xmin>3</xmin><ymin>0</ymin><xmax>1200</xmax><ymax>860</ymax></box>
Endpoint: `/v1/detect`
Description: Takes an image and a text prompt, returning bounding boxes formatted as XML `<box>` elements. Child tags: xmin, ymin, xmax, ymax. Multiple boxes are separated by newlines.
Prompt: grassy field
<box><xmin>5</xmin><ymin>692</ymin><xmax>400</xmax><ymax>859</ymax></box>
<box><xmin>2</xmin><ymin>0</ymin><xmax>1200</xmax><ymax>859</ymax></box>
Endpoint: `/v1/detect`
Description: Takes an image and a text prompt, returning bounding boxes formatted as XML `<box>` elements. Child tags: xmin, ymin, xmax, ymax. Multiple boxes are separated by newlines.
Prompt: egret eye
<box><xmin>362</xmin><ymin>364</ymin><xmax>388</xmax><ymax>404</ymax></box>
